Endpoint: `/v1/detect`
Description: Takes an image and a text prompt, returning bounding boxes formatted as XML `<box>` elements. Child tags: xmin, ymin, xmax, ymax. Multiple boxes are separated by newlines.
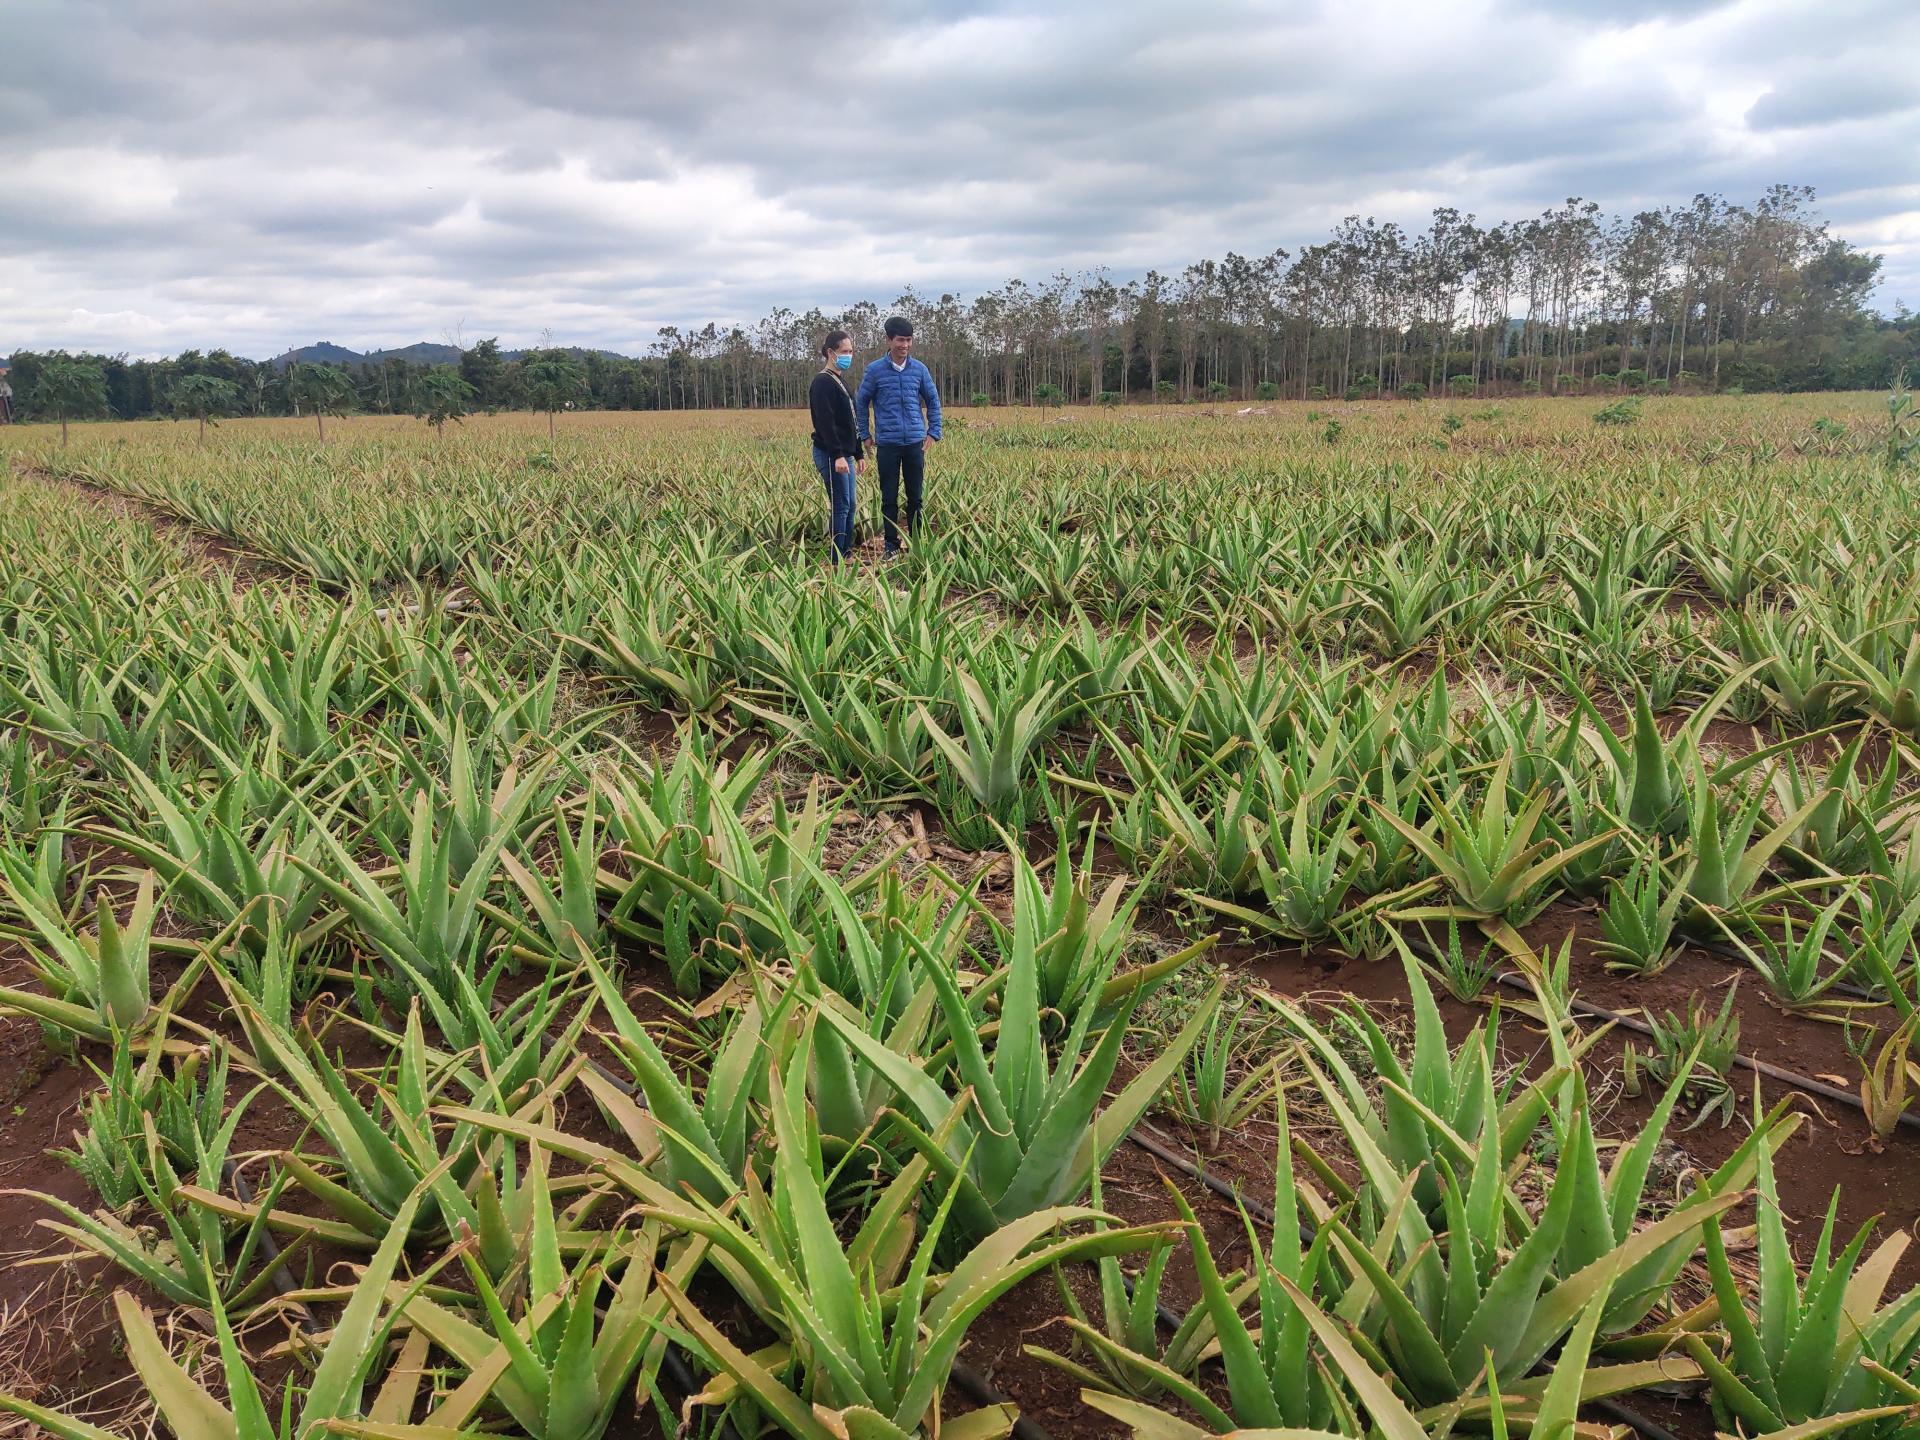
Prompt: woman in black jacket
<box><xmin>808</xmin><ymin>329</ymin><xmax>862</xmax><ymax>562</ymax></box>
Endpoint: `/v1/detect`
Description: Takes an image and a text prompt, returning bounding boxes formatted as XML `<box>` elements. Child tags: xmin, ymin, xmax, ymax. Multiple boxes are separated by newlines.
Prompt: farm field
<box><xmin>2</xmin><ymin>393</ymin><xmax>1919</xmax><ymax>1440</ymax></box>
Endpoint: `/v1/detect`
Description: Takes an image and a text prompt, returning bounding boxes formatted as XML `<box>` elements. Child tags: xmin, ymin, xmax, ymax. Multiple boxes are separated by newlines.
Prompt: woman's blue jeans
<box><xmin>812</xmin><ymin>445</ymin><xmax>855</xmax><ymax>559</ymax></box>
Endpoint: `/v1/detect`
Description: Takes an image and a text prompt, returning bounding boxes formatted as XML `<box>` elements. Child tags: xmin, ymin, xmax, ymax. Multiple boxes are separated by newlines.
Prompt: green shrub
<box><xmin>970</xmin><ymin>392</ymin><xmax>991</xmax><ymax>407</ymax></box>
<box><xmin>1647</xmin><ymin>379</ymin><xmax>1670</xmax><ymax>394</ymax></box>
<box><xmin>1322</xmin><ymin>418</ymin><xmax>1344</xmax><ymax>445</ymax></box>
<box><xmin>1254</xmin><ymin>381</ymin><xmax>1279</xmax><ymax>401</ymax></box>
<box><xmin>1594</xmin><ymin>397</ymin><xmax>1643</xmax><ymax>426</ymax></box>
<box><xmin>1446</xmin><ymin>374</ymin><xmax>1475</xmax><ymax>395</ymax></box>
<box><xmin>1521</xmin><ymin>379</ymin><xmax>1542</xmax><ymax>394</ymax></box>
<box><xmin>1398</xmin><ymin>382</ymin><xmax>1426</xmax><ymax>400</ymax></box>
<box><xmin>1555</xmin><ymin>373</ymin><xmax>1581</xmax><ymax>390</ymax></box>
<box><xmin>1154</xmin><ymin>380</ymin><xmax>1176</xmax><ymax>400</ymax></box>
<box><xmin>1034</xmin><ymin>383</ymin><xmax>1065</xmax><ymax>407</ymax></box>
<box><xmin>1618</xmin><ymin>368</ymin><xmax>1647</xmax><ymax>389</ymax></box>
<box><xmin>1097</xmin><ymin>390</ymin><xmax>1122</xmax><ymax>407</ymax></box>
<box><xmin>1205</xmin><ymin>380</ymin><xmax>1229</xmax><ymax>400</ymax></box>
<box><xmin>1306</xmin><ymin>385</ymin><xmax>1328</xmax><ymax>400</ymax></box>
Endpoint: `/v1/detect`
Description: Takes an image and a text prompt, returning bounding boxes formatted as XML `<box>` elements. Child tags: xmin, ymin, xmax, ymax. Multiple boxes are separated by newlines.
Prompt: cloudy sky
<box><xmin>5</xmin><ymin>0</ymin><xmax>1917</xmax><ymax>360</ymax></box>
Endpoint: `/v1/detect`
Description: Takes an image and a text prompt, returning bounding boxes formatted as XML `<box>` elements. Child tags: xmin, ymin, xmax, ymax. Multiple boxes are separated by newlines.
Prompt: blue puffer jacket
<box><xmin>854</xmin><ymin>356</ymin><xmax>943</xmax><ymax>446</ymax></box>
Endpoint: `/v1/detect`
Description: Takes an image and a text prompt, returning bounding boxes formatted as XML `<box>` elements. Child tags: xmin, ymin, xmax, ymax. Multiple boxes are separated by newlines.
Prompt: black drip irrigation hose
<box><xmin>1122</xmin><ymin>1125</ymin><xmax>1685</xmax><ymax>1440</ymax></box>
<box><xmin>580</xmin><ymin>1056</ymin><xmax>1054</xmax><ymax>1440</ymax></box>
<box><xmin>1488</xmin><ymin>971</ymin><xmax>1920</xmax><ymax>1132</ymax></box>
<box><xmin>222</xmin><ymin>1159</ymin><xmax>317</xmax><ymax>1335</ymax></box>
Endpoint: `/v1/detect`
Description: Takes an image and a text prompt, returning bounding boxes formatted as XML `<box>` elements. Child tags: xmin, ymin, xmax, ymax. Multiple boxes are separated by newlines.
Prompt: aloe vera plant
<box><xmin>1081</xmin><ymin>1086</ymin><xmax>1355</xmax><ymax>1435</ymax></box>
<box><xmin>968</xmin><ymin>832</ymin><xmax>1211</xmax><ymax>1021</ymax></box>
<box><xmin>648</xmin><ymin>1061</ymin><xmax>1176</xmax><ymax>1440</ymax></box>
<box><xmin>1680</xmin><ymin>758</ymin><xmax>1834</xmax><ymax>921</ymax></box>
<box><xmin>1717</xmin><ymin>889</ymin><xmax>1861</xmax><ymax>1008</ymax></box>
<box><xmin>920</xmin><ymin>649</ymin><xmax>1074</xmax><ymax>814</ymax></box>
<box><xmin>0</xmin><ymin>1176</ymin><xmax>445</xmax><ymax>1440</ymax></box>
<box><xmin>1595</xmin><ymin>852</ymin><xmax>1693</xmax><ymax>974</ymax></box>
<box><xmin>0</xmin><ymin>867</ymin><xmax>163</xmax><ymax>1042</ymax></box>
<box><xmin>1025</xmin><ymin>1175</ymin><xmax>1251</xmax><ymax>1402</ymax></box>
<box><xmin>296</xmin><ymin>765</ymin><xmax>549</xmax><ymax>1045</ymax></box>
<box><xmin>1376</xmin><ymin>757</ymin><xmax>1618</xmax><ymax>924</ymax></box>
<box><xmin>384</xmin><ymin>1153</ymin><xmax>698</xmax><ymax>1440</ymax></box>
<box><xmin>1158</xmin><ymin>1001</ymin><xmax>1282</xmax><ymax>1147</ymax></box>
<box><xmin>1188</xmin><ymin>782</ymin><xmax>1366</xmax><ymax>944</ymax></box>
<box><xmin>817</xmin><ymin>930</ymin><xmax>1227</xmax><ymax>1239</ymax></box>
<box><xmin>1679</xmin><ymin>1139</ymin><xmax>1920</xmax><ymax>1440</ymax></box>
<box><xmin>22</xmin><ymin>1040</ymin><xmax>294</xmax><ymax>1312</ymax></box>
<box><xmin>1622</xmin><ymin>987</ymin><xmax>1743</xmax><ymax>1129</ymax></box>
<box><xmin>580</xmin><ymin>950</ymin><xmax>789</xmax><ymax>1202</ymax></box>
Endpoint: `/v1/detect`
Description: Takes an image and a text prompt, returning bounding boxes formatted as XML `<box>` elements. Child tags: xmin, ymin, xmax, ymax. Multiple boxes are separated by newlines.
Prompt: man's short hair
<box><xmin>883</xmin><ymin>317</ymin><xmax>914</xmax><ymax>339</ymax></box>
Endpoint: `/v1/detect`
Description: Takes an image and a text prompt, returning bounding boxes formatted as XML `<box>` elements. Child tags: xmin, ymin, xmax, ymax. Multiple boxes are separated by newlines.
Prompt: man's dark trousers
<box><xmin>875</xmin><ymin>442</ymin><xmax>924</xmax><ymax>555</ymax></box>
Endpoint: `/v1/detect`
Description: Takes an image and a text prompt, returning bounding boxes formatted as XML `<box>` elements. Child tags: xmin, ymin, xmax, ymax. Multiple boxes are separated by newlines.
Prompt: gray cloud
<box><xmin>3</xmin><ymin>0</ymin><xmax>1917</xmax><ymax>359</ymax></box>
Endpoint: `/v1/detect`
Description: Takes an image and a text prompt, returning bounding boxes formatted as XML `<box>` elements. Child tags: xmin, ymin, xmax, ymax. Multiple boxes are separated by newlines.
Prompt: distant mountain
<box><xmin>271</xmin><ymin>341</ymin><xmax>364</xmax><ymax>369</ymax></box>
<box><xmin>269</xmin><ymin>341</ymin><xmax>629</xmax><ymax>370</ymax></box>
<box><xmin>367</xmin><ymin>342</ymin><xmax>465</xmax><ymax>366</ymax></box>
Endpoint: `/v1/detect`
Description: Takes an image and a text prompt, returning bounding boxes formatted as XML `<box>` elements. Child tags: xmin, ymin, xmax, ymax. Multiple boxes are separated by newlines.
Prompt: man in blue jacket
<box><xmin>855</xmin><ymin>316</ymin><xmax>943</xmax><ymax>557</ymax></box>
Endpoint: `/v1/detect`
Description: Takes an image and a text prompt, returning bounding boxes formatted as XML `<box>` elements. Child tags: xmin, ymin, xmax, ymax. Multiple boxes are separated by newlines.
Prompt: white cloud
<box><xmin>2</xmin><ymin>0</ymin><xmax>1915</xmax><ymax>357</ymax></box>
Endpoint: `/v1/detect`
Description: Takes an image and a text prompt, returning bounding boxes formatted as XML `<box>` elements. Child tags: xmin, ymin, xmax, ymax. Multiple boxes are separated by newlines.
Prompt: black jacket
<box><xmin>809</xmin><ymin>371</ymin><xmax>864</xmax><ymax>462</ymax></box>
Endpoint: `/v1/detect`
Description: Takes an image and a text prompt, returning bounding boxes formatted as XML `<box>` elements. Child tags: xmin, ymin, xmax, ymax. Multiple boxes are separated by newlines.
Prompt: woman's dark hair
<box><xmin>819</xmin><ymin>329</ymin><xmax>851</xmax><ymax>360</ymax></box>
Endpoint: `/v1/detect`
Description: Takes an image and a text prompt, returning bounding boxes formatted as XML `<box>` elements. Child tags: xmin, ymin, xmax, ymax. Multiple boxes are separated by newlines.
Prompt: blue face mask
<box><xmin>834</xmin><ymin>353</ymin><xmax>853</xmax><ymax>371</ymax></box>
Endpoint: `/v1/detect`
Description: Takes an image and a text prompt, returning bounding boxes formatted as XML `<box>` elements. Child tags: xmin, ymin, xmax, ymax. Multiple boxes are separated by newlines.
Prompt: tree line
<box><xmin>8</xmin><ymin>184</ymin><xmax>1916</xmax><ymax>429</ymax></box>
